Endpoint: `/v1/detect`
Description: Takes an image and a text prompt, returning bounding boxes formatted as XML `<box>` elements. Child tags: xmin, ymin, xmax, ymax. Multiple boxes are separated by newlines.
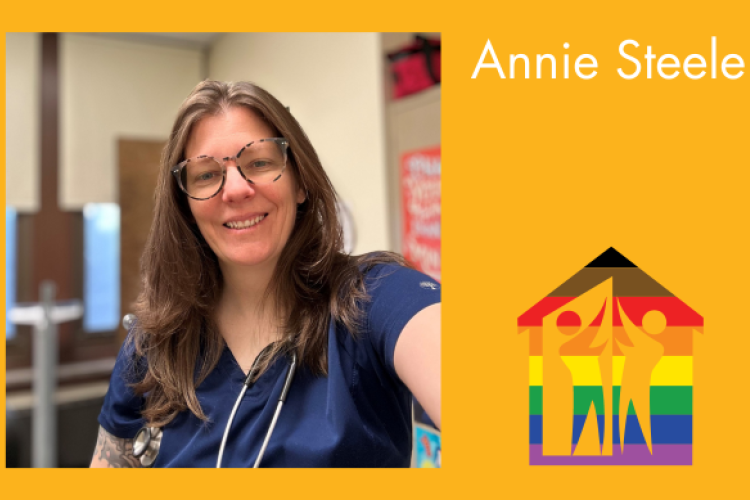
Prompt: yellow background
<box><xmin>2</xmin><ymin>0</ymin><xmax>748</xmax><ymax>497</ymax></box>
<box><xmin>449</xmin><ymin>0</ymin><xmax>747</xmax><ymax>496</ymax></box>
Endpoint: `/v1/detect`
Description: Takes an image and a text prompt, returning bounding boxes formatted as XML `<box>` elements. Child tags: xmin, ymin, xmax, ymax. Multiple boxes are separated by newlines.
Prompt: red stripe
<box><xmin>518</xmin><ymin>296</ymin><xmax>703</xmax><ymax>327</ymax></box>
<box><xmin>517</xmin><ymin>297</ymin><xmax>575</xmax><ymax>327</ymax></box>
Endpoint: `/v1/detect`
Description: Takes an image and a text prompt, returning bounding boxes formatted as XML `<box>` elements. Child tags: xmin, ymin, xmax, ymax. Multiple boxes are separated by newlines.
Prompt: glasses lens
<box><xmin>181</xmin><ymin>158</ymin><xmax>223</xmax><ymax>199</ymax></box>
<box><xmin>237</xmin><ymin>139</ymin><xmax>287</xmax><ymax>184</ymax></box>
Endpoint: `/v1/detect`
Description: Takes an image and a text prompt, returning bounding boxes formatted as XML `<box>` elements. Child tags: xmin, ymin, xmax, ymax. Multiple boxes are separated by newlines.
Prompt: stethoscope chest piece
<box><xmin>133</xmin><ymin>426</ymin><xmax>162</xmax><ymax>467</ymax></box>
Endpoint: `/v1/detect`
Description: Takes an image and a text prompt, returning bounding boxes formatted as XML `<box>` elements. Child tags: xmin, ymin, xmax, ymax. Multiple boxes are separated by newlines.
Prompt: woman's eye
<box><xmin>195</xmin><ymin>172</ymin><xmax>217</xmax><ymax>182</ymax></box>
<box><xmin>251</xmin><ymin>160</ymin><xmax>270</xmax><ymax>169</ymax></box>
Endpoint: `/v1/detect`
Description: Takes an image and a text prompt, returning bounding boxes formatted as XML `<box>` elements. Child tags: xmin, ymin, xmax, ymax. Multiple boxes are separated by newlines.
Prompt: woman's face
<box><xmin>184</xmin><ymin>107</ymin><xmax>305</xmax><ymax>273</ymax></box>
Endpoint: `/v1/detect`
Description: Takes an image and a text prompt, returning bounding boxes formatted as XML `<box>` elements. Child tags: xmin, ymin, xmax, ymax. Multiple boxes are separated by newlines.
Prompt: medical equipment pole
<box><xmin>33</xmin><ymin>281</ymin><xmax>57</xmax><ymax>468</ymax></box>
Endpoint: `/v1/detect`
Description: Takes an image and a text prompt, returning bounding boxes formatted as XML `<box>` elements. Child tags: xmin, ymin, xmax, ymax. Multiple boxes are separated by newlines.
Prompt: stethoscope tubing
<box><xmin>253</xmin><ymin>400</ymin><xmax>284</xmax><ymax>468</ymax></box>
<box><xmin>217</xmin><ymin>352</ymin><xmax>297</xmax><ymax>468</ymax></box>
<box><xmin>253</xmin><ymin>354</ymin><xmax>296</xmax><ymax>467</ymax></box>
<box><xmin>134</xmin><ymin>349</ymin><xmax>296</xmax><ymax>468</ymax></box>
<box><xmin>216</xmin><ymin>383</ymin><xmax>249</xmax><ymax>468</ymax></box>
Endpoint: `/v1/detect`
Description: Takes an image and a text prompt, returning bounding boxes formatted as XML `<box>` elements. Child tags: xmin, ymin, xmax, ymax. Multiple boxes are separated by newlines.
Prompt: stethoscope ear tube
<box><xmin>244</xmin><ymin>343</ymin><xmax>277</xmax><ymax>386</ymax></box>
<box><xmin>279</xmin><ymin>352</ymin><xmax>297</xmax><ymax>402</ymax></box>
<box><xmin>253</xmin><ymin>353</ymin><xmax>296</xmax><ymax>468</ymax></box>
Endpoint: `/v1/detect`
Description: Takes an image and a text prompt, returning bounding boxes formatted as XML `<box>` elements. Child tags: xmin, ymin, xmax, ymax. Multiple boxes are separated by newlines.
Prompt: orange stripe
<box><xmin>525</xmin><ymin>326</ymin><xmax>696</xmax><ymax>356</ymax></box>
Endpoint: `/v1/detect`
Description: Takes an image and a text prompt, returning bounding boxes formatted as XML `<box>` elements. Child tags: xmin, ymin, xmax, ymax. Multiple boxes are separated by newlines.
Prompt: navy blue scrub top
<box><xmin>98</xmin><ymin>265</ymin><xmax>441</xmax><ymax>467</ymax></box>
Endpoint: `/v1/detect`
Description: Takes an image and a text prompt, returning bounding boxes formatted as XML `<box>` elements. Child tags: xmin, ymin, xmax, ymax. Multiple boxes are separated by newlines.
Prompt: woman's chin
<box><xmin>218</xmin><ymin>251</ymin><xmax>279</xmax><ymax>271</ymax></box>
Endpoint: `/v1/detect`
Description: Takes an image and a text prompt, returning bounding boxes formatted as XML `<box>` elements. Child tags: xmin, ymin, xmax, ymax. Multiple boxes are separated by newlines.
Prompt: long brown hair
<box><xmin>131</xmin><ymin>80</ymin><xmax>404</xmax><ymax>426</ymax></box>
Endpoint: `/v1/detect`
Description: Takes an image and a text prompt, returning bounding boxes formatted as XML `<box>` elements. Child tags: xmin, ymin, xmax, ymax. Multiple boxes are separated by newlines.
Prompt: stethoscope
<box><xmin>132</xmin><ymin>344</ymin><xmax>297</xmax><ymax>468</ymax></box>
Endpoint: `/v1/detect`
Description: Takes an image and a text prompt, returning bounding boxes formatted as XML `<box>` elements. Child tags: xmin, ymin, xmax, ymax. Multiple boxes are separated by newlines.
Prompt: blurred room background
<box><xmin>5</xmin><ymin>32</ymin><xmax>440</xmax><ymax>467</ymax></box>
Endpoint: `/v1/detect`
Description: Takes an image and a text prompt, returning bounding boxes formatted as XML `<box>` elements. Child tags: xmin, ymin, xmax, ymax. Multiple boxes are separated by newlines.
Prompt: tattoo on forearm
<box><xmin>94</xmin><ymin>426</ymin><xmax>141</xmax><ymax>468</ymax></box>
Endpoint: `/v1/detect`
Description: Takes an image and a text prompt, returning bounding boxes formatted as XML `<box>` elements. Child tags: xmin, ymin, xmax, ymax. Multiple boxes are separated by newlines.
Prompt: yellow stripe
<box><xmin>528</xmin><ymin>356</ymin><xmax>692</xmax><ymax>386</ymax></box>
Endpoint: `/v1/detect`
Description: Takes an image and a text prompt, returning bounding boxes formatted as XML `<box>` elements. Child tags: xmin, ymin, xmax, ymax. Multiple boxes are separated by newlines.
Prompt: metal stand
<box><xmin>9</xmin><ymin>281</ymin><xmax>83</xmax><ymax>468</ymax></box>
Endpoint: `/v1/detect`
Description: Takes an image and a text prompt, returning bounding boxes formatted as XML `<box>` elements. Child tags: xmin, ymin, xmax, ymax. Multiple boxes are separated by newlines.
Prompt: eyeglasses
<box><xmin>172</xmin><ymin>138</ymin><xmax>289</xmax><ymax>200</ymax></box>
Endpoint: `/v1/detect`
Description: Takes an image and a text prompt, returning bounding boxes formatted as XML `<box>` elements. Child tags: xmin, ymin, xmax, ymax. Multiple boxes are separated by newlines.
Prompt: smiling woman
<box><xmin>183</xmin><ymin>109</ymin><xmax>303</xmax><ymax>272</ymax></box>
<box><xmin>91</xmin><ymin>81</ymin><xmax>441</xmax><ymax>468</ymax></box>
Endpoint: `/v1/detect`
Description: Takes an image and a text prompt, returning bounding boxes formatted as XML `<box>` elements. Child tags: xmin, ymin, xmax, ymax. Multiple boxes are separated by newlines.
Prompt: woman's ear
<box><xmin>296</xmin><ymin>187</ymin><xmax>307</xmax><ymax>205</ymax></box>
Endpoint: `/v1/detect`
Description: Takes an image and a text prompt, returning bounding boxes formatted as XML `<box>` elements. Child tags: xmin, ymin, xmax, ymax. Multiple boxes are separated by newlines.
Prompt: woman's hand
<box><xmin>394</xmin><ymin>303</ymin><xmax>441</xmax><ymax>429</ymax></box>
<box><xmin>90</xmin><ymin>426</ymin><xmax>142</xmax><ymax>468</ymax></box>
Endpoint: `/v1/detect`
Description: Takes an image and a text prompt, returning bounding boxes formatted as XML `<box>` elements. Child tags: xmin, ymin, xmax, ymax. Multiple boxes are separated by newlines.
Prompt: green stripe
<box><xmin>529</xmin><ymin>386</ymin><xmax>692</xmax><ymax>415</ymax></box>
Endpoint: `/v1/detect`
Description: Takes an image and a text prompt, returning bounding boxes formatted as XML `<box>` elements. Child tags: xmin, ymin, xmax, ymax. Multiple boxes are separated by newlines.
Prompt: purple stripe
<box><xmin>529</xmin><ymin>445</ymin><xmax>692</xmax><ymax>465</ymax></box>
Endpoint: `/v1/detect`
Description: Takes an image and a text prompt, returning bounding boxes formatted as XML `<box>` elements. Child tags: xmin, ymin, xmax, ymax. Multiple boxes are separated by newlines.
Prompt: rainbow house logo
<box><xmin>517</xmin><ymin>248</ymin><xmax>703</xmax><ymax>465</ymax></box>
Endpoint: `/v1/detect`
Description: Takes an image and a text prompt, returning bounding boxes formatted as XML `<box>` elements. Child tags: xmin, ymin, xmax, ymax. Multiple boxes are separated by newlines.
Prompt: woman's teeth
<box><xmin>225</xmin><ymin>215</ymin><xmax>266</xmax><ymax>229</ymax></box>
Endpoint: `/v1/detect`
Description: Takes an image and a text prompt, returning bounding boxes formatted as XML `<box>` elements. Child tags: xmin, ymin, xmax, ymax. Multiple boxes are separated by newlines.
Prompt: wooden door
<box><xmin>118</xmin><ymin>139</ymin><xmax>165</xmax><ymax>342</ymax></box>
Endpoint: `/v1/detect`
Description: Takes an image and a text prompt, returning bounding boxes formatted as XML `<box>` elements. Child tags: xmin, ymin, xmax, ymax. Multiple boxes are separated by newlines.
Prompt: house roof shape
<box><xmin>518</xmin><ymin>247</ymin><xmax>704</xmax><ymax>333</ymax></box>
<box><xmin>585</xmin><ymin>247</ymin><xmax>636</xmax><ymax>267</ymax></box>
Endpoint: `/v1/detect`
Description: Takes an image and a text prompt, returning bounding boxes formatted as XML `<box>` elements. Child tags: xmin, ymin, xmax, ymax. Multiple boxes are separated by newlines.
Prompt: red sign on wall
<box><xmin>401</xmin><ymin>146</ymin><xmax>441</xmax><ymax>282</ymax></box>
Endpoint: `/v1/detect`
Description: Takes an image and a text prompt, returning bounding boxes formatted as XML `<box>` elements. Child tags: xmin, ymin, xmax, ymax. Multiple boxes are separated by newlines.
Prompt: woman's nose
<box><xmin>221</xmin><ymin>163</ymin><xmax>255</xmax><ymax>202</ymax></box>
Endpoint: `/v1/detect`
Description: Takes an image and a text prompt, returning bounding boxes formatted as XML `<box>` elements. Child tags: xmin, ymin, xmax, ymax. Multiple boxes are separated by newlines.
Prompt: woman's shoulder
<box><xmin>348</xmin><ymin>252</ymin><xmax>441</xmax><ymax>332</ymax></box>
<box><xmin>112</xmin><ymin>325</ymin><xmax>149</xmax><ymax>385</ymax></box>
<box><xmin>98</xmin><ymin>327</ymin><xmax>148</xmax><ymax>439</ymax></box>
<box><xmin>355</xmin><ymin>252</ymin><xmax>440</xmax><ymax>296</ymax></box>
<box><xmin>335</xmin><ymin>252</ymin><xmax>440</xmax><ymax>384</ymax></box>
<box><xmin>354</xmin><ymin>251</ymin><xmax>408</xmax><ymax>279</ymax></box>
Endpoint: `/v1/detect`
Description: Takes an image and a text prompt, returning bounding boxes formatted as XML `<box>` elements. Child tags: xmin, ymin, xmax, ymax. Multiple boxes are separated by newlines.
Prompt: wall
<box><xmin>208</xmin><ymin>33</ymin><xmax>389</xmax><ymax>253</ymax></box>
<box><xmin>6</xmin><ymin>33</ymin><xmax>41</xmax><ymax>212</ymax></box>
<box><xmin>59</xmin><ymin>34</ymin><xmax>204</xmax><ymax>210</ymax></box>
<box><xmin>8</xmin><ymin>33</ymin><xmax>390</xmax><ymax>251</ymax></box>
<box><xmin>381</xmin><ymin>33</ymin><xmax>442</xmax><ymax>255</ymax></box>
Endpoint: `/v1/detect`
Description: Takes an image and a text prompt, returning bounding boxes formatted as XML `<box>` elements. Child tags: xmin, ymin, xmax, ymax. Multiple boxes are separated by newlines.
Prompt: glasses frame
<box><xmin>171</xmin><ymin>137</ymin><xmax>289</xmax><ymax>201</ymax></box>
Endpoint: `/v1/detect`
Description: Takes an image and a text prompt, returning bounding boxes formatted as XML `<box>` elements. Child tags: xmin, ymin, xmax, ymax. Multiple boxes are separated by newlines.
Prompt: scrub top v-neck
<box><xmin>98</xmin><ymin>264</ymin><xmax>441</xmax><ymax>467</ymax></box>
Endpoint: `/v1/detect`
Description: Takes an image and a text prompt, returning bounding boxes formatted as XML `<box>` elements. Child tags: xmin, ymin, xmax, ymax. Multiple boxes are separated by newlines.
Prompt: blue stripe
<box><xmin>529</xmin><ymin>415</ymin><xmax>692</xmax><ymax>445</ymax></box>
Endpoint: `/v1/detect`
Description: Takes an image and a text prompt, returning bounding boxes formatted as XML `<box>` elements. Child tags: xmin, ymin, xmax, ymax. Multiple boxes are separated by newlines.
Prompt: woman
<box><xmin>91</xmin><ymin>81</ymin><xmax>440</xmax><ymax>468</ymax></box>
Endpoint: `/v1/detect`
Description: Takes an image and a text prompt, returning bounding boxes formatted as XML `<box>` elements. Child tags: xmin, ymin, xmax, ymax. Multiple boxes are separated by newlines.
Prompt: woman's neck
<box><xmin>215</xmin><ymin>260</ymin><xmax>283</xmax><ymax>371</ymax></box>
<box><xmin>219</xmin><ymin>258</ymin><xmax>276</xmax><ymax>312</ymax></box>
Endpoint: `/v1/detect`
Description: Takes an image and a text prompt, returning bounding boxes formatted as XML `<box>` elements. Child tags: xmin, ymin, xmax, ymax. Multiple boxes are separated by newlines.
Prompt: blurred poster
<box><xmin>401</xmin><ymin>146</ymin><xmax>441</xmax><ymax>282</ymax></box>
<box><xmin>414</xmin><ymin>424</ymin><xmax>441</xmax><ymax>468</ymax></box>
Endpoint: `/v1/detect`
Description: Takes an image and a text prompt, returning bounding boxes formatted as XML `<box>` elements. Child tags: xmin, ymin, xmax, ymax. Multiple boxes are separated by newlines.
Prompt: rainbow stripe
<box><xmin>518</xmin><ymin>248</ymin><xmax>703</xmax><ymax>466</ymax></box>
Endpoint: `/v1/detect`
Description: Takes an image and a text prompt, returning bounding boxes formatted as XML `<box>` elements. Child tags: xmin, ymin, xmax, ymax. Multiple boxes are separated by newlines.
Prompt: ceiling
<box><xmin>87</xmin><ymin>32</ymin><xmax>223</xmax><ymax>49</ymax></box>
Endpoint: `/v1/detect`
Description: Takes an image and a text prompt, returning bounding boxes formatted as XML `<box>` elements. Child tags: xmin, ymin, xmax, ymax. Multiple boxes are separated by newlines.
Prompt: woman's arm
<box><xmin>90</xmin><ymin>426</ymin><xmax>142</xmax><ymax>468</ymax></box>
<box><xmin>394</xmin><ymin>303</ymin><xmax>441</xmax><ymax>429</ymax></box>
